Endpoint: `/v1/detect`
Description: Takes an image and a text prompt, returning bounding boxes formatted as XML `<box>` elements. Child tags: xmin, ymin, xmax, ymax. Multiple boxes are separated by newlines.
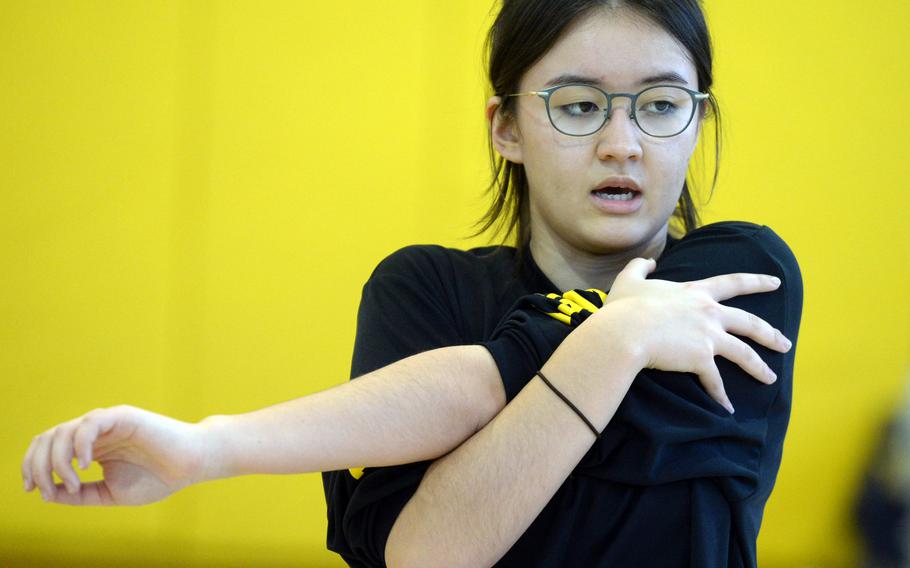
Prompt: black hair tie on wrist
<box><xmin>535</xmin><ymin>370</ymin><xmax>600</xmax><ymax>439</ymax></box>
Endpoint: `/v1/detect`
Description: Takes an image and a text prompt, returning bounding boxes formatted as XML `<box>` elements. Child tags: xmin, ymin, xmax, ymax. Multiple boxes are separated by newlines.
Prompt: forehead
<box><xmin>522</xmin><ymin>9</ymin><xmax>697</xmax><ymax>90</ymax></box>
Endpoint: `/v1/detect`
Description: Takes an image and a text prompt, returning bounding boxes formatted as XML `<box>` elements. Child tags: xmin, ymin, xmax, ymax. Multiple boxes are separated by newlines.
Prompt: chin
<box><xmin>581</xmin><ymin>235</ymin><xmax>650</xmax><ymax>255</ymax></box>
<box><xmin>580</xmin><ymin>223</ymin><xmax>665</xmax><ymax>255</ymax></box>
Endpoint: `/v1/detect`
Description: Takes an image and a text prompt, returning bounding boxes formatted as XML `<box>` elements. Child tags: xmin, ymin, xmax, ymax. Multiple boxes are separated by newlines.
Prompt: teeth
<box><xmin>594</xmin><ymin>190</ymin><xmax>635</xmax><ymax>201</ymax></box>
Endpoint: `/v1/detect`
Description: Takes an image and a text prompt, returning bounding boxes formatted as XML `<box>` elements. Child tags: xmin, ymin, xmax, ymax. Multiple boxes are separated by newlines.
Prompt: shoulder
<box><xmin>367</xmin><ymin>243</ymin><xmax>517</xmax><ymax>285</ymax></box>
<box><xmin>663</xmin><ymin>221</ymin><xmax>803</xmax><ymax>341</ymax></box>
<box><xmin>350</xmin><ymin>244</ymin><xmax>519</xmax><ymax>374</ymax></box>
<box><xmin>660</xmin><ymin>221</ymin><xmax>803</xmax><ymax>325</ymax></box>
<box><xmin>671</xmin><ymin>221</ymin><xmax>801</xmax><ymax>283</ymax></box>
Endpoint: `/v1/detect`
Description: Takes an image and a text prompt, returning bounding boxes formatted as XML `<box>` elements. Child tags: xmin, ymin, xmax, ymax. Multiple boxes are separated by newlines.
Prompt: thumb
<box><xmin>46</xmin><ymin>480</ymin><xmax>114</xmax><ymax>506</ymax></box>
<box><xmin>615</xmin><ymin>257</ymin><xmax>657</xmax><ymax>283</ymax></box>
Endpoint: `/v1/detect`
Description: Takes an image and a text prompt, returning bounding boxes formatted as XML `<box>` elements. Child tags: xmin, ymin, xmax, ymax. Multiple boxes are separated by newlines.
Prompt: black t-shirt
<box><xmin>322</xmin><ymin>221</ymin><xmax>803</xmax><ymax>568</ymax></box>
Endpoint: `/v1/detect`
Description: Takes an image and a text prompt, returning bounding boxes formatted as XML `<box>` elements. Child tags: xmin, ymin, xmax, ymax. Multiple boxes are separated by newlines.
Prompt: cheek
<box><xmin>522</xmin><ymin>138</ymin><xmax>588</xmax><ymax>194</ymax></box>
<box><xmin>647</xmin><ymin>137</ymin><xmax>697</xmax><ymax>190</ymax></box>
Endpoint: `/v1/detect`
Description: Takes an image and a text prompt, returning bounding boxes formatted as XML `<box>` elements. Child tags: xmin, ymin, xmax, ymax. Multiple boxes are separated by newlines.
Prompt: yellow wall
<box><xmin>2</xmin><ymin>1</ymin><xmax>907</xmax><ymax>566</ymax></box>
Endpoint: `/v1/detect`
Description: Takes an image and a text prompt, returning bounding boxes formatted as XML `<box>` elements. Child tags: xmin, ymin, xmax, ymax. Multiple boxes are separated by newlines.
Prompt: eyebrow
<box><xmin>543</xmin><ymin>71</ymin><xmax>690</xmax><ymax>88</ymax></box>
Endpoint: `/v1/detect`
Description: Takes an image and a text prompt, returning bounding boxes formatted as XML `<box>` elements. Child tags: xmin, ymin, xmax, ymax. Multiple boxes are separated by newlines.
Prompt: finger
<box><xmin>691</xmin><ymin>273</ymin><xmax>780</xmax><ymax>302</ymax></box>
<box><xmin>616</xmin><ymin>257</ymin><xmax>657</xmax><ymax>283</ymax></box>
<box><xmin>46</xmin><ymin>480</ymin><xmax>114</xmax><ymax>506</ymax></box>
<box><xmin>22</xmin><ymin>436</ymin><xmax>39</xmax><ymax>492</ymax></box>
<box><xmin>74</xmin><ymin>407</ymin><xmax>127</xmax><ymax>467</ymax></box>
<box><xmin>721</xmin><ymin>306</ymin><xmax>792</xmax><ymax>353</ymax></box>
<box><xmin>29</xmin><ymin>432</ymin><xmax>57</xmax><ymax>502</ymax></box>
<box><xmin>73</xmin><ymin>416</ymin><xmax>103</xmax><ymax>470</ymax></box>
<box><xmin>695</xmin><ymin>362</ymin><xmax>735</xmax><ymax>414</ymax></box>
<box><xmin>50</xmin><ymin>423</ymin><xmax>82</xmax><ymax>495</ymax></box>
<box><xmin>715</xmin><ymin>335</ymin><xmax>777</xmax><ymax>385</ymax></box>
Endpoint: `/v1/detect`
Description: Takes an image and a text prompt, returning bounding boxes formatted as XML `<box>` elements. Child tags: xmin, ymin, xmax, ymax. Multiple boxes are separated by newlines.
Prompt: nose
<box><xmin>595</xmin><ymin>100</ymin><xmax>642</xmax><ymax>162</ymax></box>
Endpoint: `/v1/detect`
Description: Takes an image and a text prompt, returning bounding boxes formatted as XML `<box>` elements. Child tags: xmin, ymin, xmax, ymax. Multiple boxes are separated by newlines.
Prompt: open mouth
<box><xmin>591</xmin><ymin>187</ymin><xmax>640</xmax><ymax>202</ymax></box>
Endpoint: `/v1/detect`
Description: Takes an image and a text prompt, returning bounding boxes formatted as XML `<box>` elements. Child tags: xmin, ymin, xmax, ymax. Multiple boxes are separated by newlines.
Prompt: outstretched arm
<box><xmin>21</xmin><ymin>344</ymin><xmax>504</xmax><ymax>506</ymax></box>
<box><xmin>21</xmin><ymin>275</ymin><xmax>781</xmax><ymax>507</ymax></box>
<box><xmin>202</xmin><ymin>345</ymin><xmax>503</xmax><ymax>477</ymax></box>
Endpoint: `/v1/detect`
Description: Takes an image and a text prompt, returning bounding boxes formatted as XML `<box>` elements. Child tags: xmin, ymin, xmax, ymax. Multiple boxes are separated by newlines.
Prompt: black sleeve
<box><xmin>480</xmin><ymin>222</ymin><xmax>802</xmax><ymax>505</ymax></box>
<box><xmin>322</xmin><ymin>245</ymin><xmax>468</xmax><ymax>567</ymax></box>
<box><xmin>324</xmin><ymin>223</ymin><xmax>802</xmax><ymax>565</ymax></box>
<box><xmin>481</xmin><ymin>290</ymin><xmax>602</xmax><ymax>401</ymax></box>
<box><xmin>573</xmin><ymin>222</ymin><xmax>803</xmax><ymax>504</ymax></box>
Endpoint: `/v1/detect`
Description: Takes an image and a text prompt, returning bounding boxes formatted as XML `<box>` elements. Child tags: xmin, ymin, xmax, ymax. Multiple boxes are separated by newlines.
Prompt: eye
<box><xmin>640</xmin><ymin>99</ymin><xmax>678</xmax><ymax>114</ymax></box>
<box><xmin>636</xmin><ymin>86</ymin><xmax>690</xmax><ymax>116</ymax></box>
<box><xmin>558</xmin><ymin>101</ymin><xmax>601</xmax><ymax>116</ymax></box>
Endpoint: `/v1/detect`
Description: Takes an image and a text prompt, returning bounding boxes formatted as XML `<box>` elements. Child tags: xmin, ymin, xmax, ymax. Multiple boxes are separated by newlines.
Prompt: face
<box><xmin>490</xmin><ymin>8</ymin><xmax>702</xmax><ymax>256</ymax></box>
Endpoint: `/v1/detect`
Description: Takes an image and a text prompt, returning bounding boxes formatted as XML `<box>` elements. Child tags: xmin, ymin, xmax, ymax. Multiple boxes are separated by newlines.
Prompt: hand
<box><xmin>22</xmin><ymin>405</ymin><xmax>209</xmax><ymax>506</ymax></box>
<box><xmin>599</xmin><ymin>258</ymin><xmax>792</xmax><ymax>414</ymax></box>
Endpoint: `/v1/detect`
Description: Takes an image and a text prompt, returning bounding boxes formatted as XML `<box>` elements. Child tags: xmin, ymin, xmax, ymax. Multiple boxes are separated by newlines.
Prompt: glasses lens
<box><xmin>547</xmin><ymin>85</ymin><xmax>608</xmax><ymax>136</ymax></box>
<box><xmin>635</xmin><ymin>86</ymin><xmax>695</xmax><ymax>137</ymax></box>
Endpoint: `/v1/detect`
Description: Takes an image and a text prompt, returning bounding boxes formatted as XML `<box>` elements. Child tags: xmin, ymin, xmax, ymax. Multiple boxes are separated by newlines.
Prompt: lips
<box><xmin>592</xmin><ymin>176</ymin><xmax>641</xmax><ymax>193</ymax></box>
<box><xmin>589</xmin><ymin>176</ymin><xmax>644</xmax><ymax>214</ymax></box>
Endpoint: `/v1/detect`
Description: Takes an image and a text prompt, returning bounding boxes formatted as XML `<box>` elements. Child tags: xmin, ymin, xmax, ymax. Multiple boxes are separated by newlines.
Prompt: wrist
<box><xmin>589</xmin><ymin>299</ymin><xmax>649</xmax><ymax>371</ymax></box>
<box><xmin>194</xmin><ymin>414</ymin><xmax>235</xmax><ymax>483</ymax></box>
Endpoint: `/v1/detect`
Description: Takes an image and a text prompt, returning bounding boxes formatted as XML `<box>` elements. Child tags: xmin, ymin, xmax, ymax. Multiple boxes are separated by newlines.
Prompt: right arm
<box><xmin>21</xmin><ymin>343</ymin><xmax>505</xmax><ymax>505</ymax></box>
<box><xmin>22</xmin><ymin>245</ymin><xmax>514</xmax><ymax>506</ymax></box>
<box><xmin>22</xmin><ymin>251</ymin><xmax>785</xmax><ymax>514</ymax></box>
<box><xmin>203</xmin><ymin>344</ymin><xmax>505</xmax><ymax>478</ymax></box>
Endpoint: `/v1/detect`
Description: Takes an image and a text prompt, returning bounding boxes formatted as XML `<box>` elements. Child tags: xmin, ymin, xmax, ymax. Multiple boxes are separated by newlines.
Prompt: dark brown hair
<box><xmin>473</xmin><ymin>0</ymin><xmax>722</xmax><ymax>259</ymax></box>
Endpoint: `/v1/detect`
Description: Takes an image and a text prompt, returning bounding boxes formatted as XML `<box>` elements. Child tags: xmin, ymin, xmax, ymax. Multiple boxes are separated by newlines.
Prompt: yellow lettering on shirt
<box><xmin>541</xmin><ymin>289</ymin><xmax>607</xmax><ymax>325</ymax></box>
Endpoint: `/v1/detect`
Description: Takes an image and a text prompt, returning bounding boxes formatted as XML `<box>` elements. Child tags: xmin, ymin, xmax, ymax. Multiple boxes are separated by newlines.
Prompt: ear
<box><xmin>486</xmin><ymin>96</ymin><xmax>523</xmax><ymax>164</ymax></box>
<box><xmin>691</xmin><ymin>97</ymin><xmax>710</xmax><ymax>140</ymax></box>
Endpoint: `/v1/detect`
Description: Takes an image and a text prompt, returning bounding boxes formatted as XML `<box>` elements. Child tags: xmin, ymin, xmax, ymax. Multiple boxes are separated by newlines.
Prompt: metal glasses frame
<box><xmin>506</xmin><ymin>83</ymin><xmax>710</xmax><ymax>138</ymax></box>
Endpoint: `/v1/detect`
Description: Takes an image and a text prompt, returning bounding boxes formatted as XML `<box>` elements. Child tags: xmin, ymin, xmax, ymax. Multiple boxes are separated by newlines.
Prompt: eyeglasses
<box><xmin>507</xmin><ymin>83</ymin><xmax>709</xmax><ymax>138</ymax></box>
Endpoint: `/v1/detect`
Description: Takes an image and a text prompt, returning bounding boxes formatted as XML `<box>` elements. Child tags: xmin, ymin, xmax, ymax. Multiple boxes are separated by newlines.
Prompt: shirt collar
<box><xmin>520</xmin><ymin>232</ymin><xmax>679</xmax><ymax>294</ymax></box>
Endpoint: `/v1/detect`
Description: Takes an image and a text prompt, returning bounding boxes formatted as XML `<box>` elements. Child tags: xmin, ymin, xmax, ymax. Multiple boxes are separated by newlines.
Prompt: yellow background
<box><xmin>2</xmin><ymin>1</ymin><xmax>908</xmax><ymax>566</ymax></box>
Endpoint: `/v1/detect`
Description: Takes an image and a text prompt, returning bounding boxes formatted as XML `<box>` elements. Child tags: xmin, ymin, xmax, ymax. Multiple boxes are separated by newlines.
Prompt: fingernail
<box><xmin>23</xmin><ymin>479</ymin><xmax>30</xmax><ymax>492</ymax></box>
<box><xmin>40</xmin><ymin>490</ymin><xmax>49</xmax><ymax>502</ymax></box>
<box><xmin>78</xmin><ymin>458</ymin><xmax>86</xmax><ymax>470</ymax></box>
<box><xmin>726</xmin><ymin>403</ymin><xmax>735</xmax><ymax>414</ymax></box>
<box><xmin>771</xmin><ymin>277</ymin><xmax>781</xmax><ymax>286</ymax></box>
<box><xmin>768</xmin><ymin>369</ymin><xmax>777</xmax><ymax>383</ymax></box>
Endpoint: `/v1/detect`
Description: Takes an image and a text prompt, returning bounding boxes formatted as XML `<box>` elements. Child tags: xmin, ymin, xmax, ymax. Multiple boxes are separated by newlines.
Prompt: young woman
<box><xmin>22</xmin><ymin>1</ymin><xmax>802</xmax><ymax>567</ymax></box>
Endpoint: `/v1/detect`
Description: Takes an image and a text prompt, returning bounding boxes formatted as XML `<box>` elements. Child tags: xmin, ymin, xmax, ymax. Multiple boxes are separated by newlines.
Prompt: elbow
<box><xmin>384</xmin><ymin>514</ymin><xmax>418</xmax><ymax>568</ymax></box>
<box><xmin>386</xmin><ymin>545</ymin><xmax>491</xmax><ymax>568</ymax></box>
<box><xmin>385</xmin><ymin>549</ymin><xmax>474</xmax><ymax>568</ymax></box>
<box><xmin>462</xmin><ymin>345</ymin><xmax>507</xmax><ymax>432</ymax></box>
<box><xmin>384</xmin><ymin>535</ymin><xmax>423</xmax><ymax>568</ymax></box>
<box><xmin>385</xmin><ymin>522</ymin><xmax>481</xmax><ymax>568</ymax></box>
<box><xmin>385</xmin><ymin>524</ymin><xmax>428</xmax><ymax>568</ymax></box>
<box><xmin>383</xmin><ymin>543</ymin><xmax>409</xmax><ymax>568</ymax></box>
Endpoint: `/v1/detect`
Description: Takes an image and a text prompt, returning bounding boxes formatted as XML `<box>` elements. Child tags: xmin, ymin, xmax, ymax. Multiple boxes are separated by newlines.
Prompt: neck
<box><xmin>529</xmin><ymin>229</ymin><xmax>669</xmax><ymax>293</ymax></box>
